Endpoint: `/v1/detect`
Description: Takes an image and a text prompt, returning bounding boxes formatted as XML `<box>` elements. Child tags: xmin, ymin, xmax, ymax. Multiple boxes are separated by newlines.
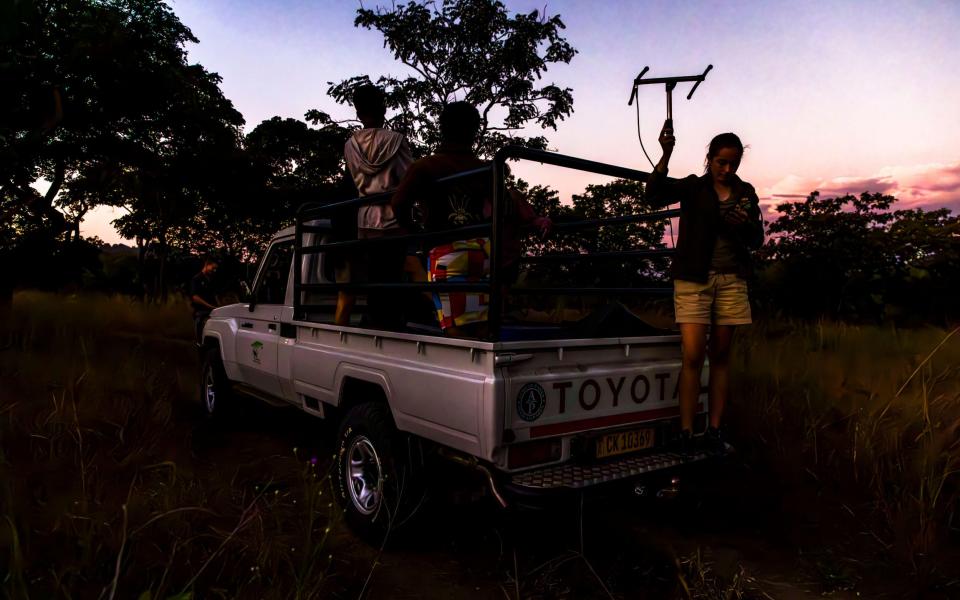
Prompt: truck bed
<box><xmin>279</xmin><ymin>319</ymin><xmax>705</xmax><ymax>476</ymax></box>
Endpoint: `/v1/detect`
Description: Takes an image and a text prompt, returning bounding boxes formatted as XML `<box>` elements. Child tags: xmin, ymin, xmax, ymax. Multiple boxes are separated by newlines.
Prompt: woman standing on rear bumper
<box><xmin>645</xmin><ymin>120</ymin><xmax>764</xmax><ymax>455</ymax></box>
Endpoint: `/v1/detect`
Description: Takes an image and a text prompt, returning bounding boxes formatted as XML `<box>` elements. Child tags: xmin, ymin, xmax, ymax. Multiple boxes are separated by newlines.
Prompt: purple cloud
<box><xmin>763</xmin><ymin>162</ymin><xmax>960</xmax><ymax>215</ymax></box>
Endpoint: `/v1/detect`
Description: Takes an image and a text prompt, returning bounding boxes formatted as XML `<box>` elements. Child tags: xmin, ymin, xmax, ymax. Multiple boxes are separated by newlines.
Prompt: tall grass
<box><xmin>0</xmin><ymin>292</ymin><xmax>340</xmax><ymax>599</ymax></box>
<box><xmin>2</xmin><ymin>292</ymin><xmax>958</xmax><ymax>596</ymax></box>
<box><xmin>730</xmin><ymin>319</ymin><xmax>960</xmax><ymax>578</ymax></box>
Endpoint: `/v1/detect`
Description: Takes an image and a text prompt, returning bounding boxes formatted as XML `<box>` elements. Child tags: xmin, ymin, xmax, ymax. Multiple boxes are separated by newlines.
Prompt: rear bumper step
<box><xmin>507</xmin><ymin>448</ymin><xmax>722</xmax><ymax>491</ymax></box>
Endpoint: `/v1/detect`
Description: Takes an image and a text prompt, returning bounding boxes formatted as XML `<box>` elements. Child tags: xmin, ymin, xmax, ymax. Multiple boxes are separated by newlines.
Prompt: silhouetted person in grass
<box><xmin>646</xmin><ymin>120</ymin><xmax>764</xmax><ymax>456</ymax></box>
<box><xmin>190</xmin><ymin>257</ymin><xmax>219</xmax><ymax>345</ymax></box>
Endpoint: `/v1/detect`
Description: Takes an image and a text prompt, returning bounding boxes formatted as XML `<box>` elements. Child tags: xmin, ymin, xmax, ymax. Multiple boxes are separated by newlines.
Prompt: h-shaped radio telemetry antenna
<box><xmin>628</xmin><ymin>64</ymin><xmax>713</xmax><ymax>169</ymax></box>
<box><xmin>627</xmin><ymin>64</ymin><xmax>713</xmax><ymax>122</ymax></box>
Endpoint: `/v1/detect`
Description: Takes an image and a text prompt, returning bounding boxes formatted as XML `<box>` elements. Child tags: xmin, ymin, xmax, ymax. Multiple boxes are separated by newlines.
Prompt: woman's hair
<box><xmin>703</xmin><ymin>133</ymin><xmax>744</xmax><ymax>174</ymax></box>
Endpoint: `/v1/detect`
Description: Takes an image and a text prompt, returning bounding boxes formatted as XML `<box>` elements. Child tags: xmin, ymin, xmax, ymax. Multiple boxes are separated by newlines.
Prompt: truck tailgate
<box><xmin>499</xmin><ymin>339</ymin><xmax>707</xmax><ymax>442</ymax></box>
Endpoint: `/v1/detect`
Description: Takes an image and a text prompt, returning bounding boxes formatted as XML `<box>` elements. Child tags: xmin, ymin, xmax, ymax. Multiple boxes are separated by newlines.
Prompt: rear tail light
<box><xmin>507</xmin><ymin>439</ymin><xmax>562</xmax><ymax>469</ymax></box>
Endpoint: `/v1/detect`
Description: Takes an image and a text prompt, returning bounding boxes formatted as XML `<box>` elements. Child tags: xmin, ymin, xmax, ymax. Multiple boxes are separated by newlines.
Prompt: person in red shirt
<box><xmin>390</xmin><ymin>102</ymin><xmax>551</xmax><ymax>337</ymax></box>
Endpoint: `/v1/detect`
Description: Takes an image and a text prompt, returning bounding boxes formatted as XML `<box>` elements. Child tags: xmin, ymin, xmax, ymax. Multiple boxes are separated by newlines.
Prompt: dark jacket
<box><xmin>189</xmin><ymin>272</ymin><xmax>216</xmax><ymax>317</ymax></box>
<box><xmin>646</xmin><ymin>169</ymin><xmax>764</xmax><ymax>283</ymax></box>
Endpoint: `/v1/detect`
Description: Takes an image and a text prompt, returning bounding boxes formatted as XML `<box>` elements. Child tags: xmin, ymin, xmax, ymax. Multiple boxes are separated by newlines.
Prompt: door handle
<box><xmin>267</xmin><ymin>323</ymin><xmax>277</xmax><ymax>331</ymax></box>
<box><xmin>240</xmin><ymin>322</ymin><xmax>254</xmax><ymax>329</ymax></box>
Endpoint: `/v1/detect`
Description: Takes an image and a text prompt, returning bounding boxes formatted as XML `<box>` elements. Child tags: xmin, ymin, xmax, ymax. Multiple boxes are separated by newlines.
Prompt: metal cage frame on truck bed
<box><xmin>293</xmin><ymin>145</ymin><xmax>680</xmax><ymax>341</ymax></box>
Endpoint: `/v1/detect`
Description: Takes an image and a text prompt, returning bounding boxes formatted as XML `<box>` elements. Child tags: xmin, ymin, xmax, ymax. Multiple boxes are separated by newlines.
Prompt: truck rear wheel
<box><xmin>335</xmin><ymin>402</ymin><xmax>423</xmax><ymax>544</ymax></box>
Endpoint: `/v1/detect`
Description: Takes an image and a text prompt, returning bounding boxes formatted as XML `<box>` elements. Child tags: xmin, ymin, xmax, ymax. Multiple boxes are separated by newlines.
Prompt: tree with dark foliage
<box><xmin>1</xmin><ymin>0</ymin><xmax>244</xmax><ymax>299</ymax></box>
<box><xmin>241</xmin><ymin>116</ymin><xmax>352</xmax><ymax>249</ymax></box>
<box><xmin>323</xmin><ymin>0</ymin><xmax>577</xmax><ymax>158</ymax></box>
<box><xmin>757</xmin><ymin>191</ymin><xmax>960</xmax><ymax>323</ymax></box>
<box><xmin>519</xmin><ymin>179</ymin><xmax>671</xmax><ymax>289</ymax></box>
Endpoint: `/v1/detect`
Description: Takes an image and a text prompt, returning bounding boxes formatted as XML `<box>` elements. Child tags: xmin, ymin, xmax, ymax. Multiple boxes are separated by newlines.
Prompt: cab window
<box><xmin>254</xmin><ymin>240</ymin><xmax>294</xmax><ymax>305</ymax></box>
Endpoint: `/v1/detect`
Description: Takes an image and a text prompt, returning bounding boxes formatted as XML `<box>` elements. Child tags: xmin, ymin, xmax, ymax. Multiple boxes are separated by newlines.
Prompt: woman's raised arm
<box><xmin>645</xmin><ymin>119</ymin><xmax>689</xmax><ymax>209</ymax></box>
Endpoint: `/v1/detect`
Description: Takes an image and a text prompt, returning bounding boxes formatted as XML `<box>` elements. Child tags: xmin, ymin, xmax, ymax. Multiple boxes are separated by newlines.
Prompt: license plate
<box><xmin>595</xmin><ymin>428</ymin><xmax>655</xmax><ymax>459</ymax></box>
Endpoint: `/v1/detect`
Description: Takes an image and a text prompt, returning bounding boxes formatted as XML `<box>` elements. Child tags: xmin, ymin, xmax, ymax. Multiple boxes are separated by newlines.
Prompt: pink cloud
<box><xmin>820</xmin><ymin>176</ymin><xmax>898</xmax><ymax>196</ymax></box>
<box><xmin>761</xmin><ymin>161</ymin><xmax>960</xmax><ymax>215</ymax></box>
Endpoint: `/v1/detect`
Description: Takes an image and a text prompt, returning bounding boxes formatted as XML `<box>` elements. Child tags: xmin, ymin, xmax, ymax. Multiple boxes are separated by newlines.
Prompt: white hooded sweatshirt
<box><xmin>344</xmin><ymin>128</ymin><xmax>413</xmax><ymax>232</ymax></box>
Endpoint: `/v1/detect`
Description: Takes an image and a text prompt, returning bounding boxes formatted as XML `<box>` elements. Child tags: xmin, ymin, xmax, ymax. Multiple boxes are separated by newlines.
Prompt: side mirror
<box><xmin>241</xmin><ymin>281</ymin><xmax>257</xmax><ymax>311</ymax></box>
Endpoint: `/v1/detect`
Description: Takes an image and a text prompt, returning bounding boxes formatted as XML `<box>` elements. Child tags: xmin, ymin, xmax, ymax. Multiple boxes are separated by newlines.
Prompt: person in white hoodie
<box><xmin>338</xmin><ymin>84</ymin><xmax>414</xmax><ymax>327</ymax></box>
<box><xmin>345</xmin><ymin>85</ymin><xmax>413</xmax><ymax>238</ymax></box>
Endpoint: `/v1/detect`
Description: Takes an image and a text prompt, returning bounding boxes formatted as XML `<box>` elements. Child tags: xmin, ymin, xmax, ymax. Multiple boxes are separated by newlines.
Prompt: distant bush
<box><xmin>755</xmin><ymin>192</ymin><xmax>960</xmax><ymax>325</ymax></box>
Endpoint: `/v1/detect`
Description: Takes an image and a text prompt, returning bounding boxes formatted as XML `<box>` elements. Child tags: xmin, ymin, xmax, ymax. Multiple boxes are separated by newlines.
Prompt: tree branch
<box><xmin>44</xmin><ymin>158</ymin><xmax>66</xmax><ymax>205</ymax></box>
<box><xmin>399</xmin><ymin>57</ymin><xmax>444</xmax><ymax>96</ymax></box>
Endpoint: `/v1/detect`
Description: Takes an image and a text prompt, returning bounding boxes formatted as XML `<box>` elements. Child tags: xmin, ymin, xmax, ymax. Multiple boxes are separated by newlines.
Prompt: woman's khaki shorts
<box><xmin>674</xmin><ymin>273</ymin><xmax>752</xmax><ymax>325</ymax></box>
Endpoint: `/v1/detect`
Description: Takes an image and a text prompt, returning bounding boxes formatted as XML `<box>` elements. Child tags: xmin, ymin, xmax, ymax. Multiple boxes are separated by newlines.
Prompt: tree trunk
<box><xmin>65</xmin><ymin>219</ymin><xmax>81</xmax><ymax>243</ymax></box>
<box><xmin>44</xmin><ymin>158</ymin><xmax>65</xmax><ymax>206</ymax></box>
<box><xmin>157</xmin><ymin>231</ymin><xmax>169</xmax><ymax>303</ymax></box>
<box><xmin>71</xmin><ymin>205</ymin><xmax>88</xmax><ymax>244</ymax></box>
<box><xmin>136</xmin><ymin>236</ymin><xmax>147</xmax><ymax>301</ymax></box>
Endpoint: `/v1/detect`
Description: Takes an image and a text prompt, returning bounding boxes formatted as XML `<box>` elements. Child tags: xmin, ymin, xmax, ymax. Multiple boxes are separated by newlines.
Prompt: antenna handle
<box><xmin>686</xmin><ymin>64</ymin><xmax>713</xmax><ymax>100</ymax></box>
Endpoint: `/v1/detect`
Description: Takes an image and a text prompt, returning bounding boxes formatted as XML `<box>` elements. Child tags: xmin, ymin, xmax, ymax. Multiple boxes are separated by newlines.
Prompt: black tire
<box><xmin>334</xmin><ymin>402</ymin><xmax>424</xmax><ymax>544</ymax></box>
<box><xmin>200</xmin><ymin>346</ymin><xmax>235</xmax><ymax>421</ymax></box>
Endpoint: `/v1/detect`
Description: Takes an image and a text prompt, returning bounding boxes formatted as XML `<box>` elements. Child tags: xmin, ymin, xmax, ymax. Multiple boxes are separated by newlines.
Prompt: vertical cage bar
<box><xmin>294</xmin><ymin>214</ymin><xmax>303</xmax><ymax>320</ymax></box>
<box><xmin>488</xmin><ymin>157</ymin><xmax>505</xmax><ymax>342</ymax></box>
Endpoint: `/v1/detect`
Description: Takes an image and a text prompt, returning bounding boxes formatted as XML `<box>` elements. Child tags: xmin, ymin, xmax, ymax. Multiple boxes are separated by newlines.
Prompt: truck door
<box><xmin>236</xmin><ymin>238</ymin><xmax>294</xmax><ymax>399</ymax></box>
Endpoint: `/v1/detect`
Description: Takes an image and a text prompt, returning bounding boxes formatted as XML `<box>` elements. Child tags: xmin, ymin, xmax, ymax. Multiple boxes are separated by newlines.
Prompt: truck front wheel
<box><xmin>335</xmin><ymin>402</ymin><xmax>423</xmax><ymax>544</ymax></box>
<box><xmin>200</xmin><ymin>347</ymin><xmax>234</xmax><ymax>421</ymax></box>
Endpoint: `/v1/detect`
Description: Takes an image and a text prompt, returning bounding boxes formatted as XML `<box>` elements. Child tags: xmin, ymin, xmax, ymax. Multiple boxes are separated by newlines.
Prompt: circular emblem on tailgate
<box><xmin>516</xmin><ymin>383</ymin><xmax>546</xmax><ymax>422</ymax></box>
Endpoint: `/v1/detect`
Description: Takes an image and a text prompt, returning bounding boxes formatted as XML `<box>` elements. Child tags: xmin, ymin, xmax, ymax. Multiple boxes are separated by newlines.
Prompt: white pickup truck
<box><xmin>200</xmin><ymin>147</ymin><xmax>714</xmax><ymax>542</ymax></box>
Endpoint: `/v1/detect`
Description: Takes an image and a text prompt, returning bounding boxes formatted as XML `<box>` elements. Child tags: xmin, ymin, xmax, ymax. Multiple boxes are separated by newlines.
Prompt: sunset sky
<box><xmin>84</xmin><ymin>0</ymin><xmax>960</xmax><ymax>243</ymax></box>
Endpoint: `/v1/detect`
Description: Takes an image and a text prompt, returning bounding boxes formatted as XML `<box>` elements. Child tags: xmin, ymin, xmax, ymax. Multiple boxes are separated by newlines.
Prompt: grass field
<box><xmin>0</xmin><ymin>292</ymin><xmax>348</xmax><ymax>599</ymax></box>
<box><xmin>1</xmin><ymin>291</ymin><xmax>958</xmax><ymax>598</ymax></box>
<box><xmin>730</xmin><ymin>319</ymin><xmax>960</xmax><ymax>573</ymax></box>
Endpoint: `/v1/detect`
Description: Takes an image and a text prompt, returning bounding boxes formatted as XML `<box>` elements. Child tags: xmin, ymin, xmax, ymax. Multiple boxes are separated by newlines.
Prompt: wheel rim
<box><xmin>346</xmin><ymin>436</ymin><xmax>383</xmax><ymax>516</ymax></box>
<box><xmin>204</xmin><ymin>368</ymin><xmax>216</xmax><ymax>414</ymax></box>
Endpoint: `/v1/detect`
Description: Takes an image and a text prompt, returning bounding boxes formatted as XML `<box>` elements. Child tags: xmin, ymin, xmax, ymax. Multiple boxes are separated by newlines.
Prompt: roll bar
<box><xmin>293</xmin><ymin>146</ymin><xmax>678</xmax><ymax>340</ymax></box>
